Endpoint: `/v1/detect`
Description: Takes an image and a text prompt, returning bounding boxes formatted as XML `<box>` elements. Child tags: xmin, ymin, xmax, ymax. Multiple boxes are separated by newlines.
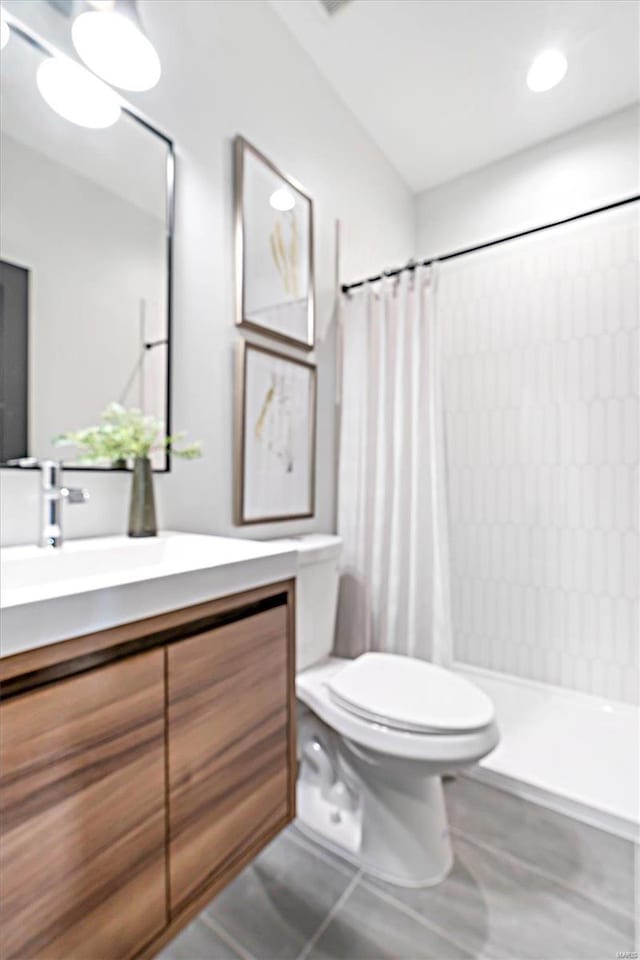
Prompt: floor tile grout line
<box><xmin>356</xmin><ymin>874</ymin><xmax>492</xmax><ymax>960</ymax></box>
<box><xmin>449</xmin><ymin>825</ymin><xmax>637</xmax><ymax>923</ymax></box>
<box><xmin>293</xmin><ymin>804</ymin><xmax>635</xmax><ymax>925</ymax></box>
<box><xmin>288</xmin><ymin>822</ymin><xmax>488</xmax><ymax>959</ymax></box>
<box><xmin>289</xmin><ymin>825</ymin><xmax>497</xmax><ymax>958</ymax></box>
<box><xmin>287</xmin><ymin>823</ymin><xmax>359</xmax><ymax>877</ymax></box>
<box><xmin>294</xmin><ymin>869</ymin><xmax>363</xmax><ymax>960</ymax></box>
<box><xmin>199</xmin><ymin>911</ymin><xmax>257</xmax><ymax>960</ymax></box>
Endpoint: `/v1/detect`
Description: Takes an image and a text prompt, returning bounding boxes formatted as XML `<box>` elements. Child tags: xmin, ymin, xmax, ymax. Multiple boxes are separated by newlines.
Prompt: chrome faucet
<box><xmin>6</xmin><ymin>458</ymin><xmax>89</xmax><ymax>548</ymax></box>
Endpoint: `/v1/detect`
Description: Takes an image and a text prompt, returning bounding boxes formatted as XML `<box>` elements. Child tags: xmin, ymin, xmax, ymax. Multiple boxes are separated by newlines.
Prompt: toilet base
<box><xmin>296</xmin><ymin>711</ymin><xmax>454</xmax><ymax>887</ymax></box>
<box><xmin>296</xmin><ymin>776</ymin><xmax>363</xmax><ymax>857</ymax></box>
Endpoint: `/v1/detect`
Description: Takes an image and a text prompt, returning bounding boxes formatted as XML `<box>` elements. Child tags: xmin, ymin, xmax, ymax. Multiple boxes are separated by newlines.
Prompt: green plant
<box><xmin>54</xmin><ymin>403</ymin><xmax>201</xmax><ymax>465</ymax></box>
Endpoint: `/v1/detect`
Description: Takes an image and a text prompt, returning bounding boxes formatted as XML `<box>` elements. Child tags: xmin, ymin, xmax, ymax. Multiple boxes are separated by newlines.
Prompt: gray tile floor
<box><xmin>159</xmin><ymin>777</ymin><xmax>637</xmax><ymax>960</ymax></box>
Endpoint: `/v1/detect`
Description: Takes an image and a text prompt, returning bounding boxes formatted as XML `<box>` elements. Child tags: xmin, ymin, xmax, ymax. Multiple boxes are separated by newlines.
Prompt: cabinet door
<box><xmin>168</xmin><ymin>603</ymin><xmax>292</xmax><ymax>911</ymax></box>
<box><xmin>0</xmin><ymin>650</ymin><xmax>167</xmax><ymax>960</ymax></box>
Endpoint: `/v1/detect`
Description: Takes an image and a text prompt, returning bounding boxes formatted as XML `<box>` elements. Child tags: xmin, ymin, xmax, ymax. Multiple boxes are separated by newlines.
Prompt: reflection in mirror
<box><xmin>0</xmin><ymin>22</ymin><xmax>172</xmax><ymax>470</ymax></box>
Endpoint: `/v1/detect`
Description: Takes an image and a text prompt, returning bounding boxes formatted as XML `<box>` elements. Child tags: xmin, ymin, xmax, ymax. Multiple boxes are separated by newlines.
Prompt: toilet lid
<box><xmin>328</xmin><ymin>652</ymin><xmax>494</xmax><ymax>733</ymax></box>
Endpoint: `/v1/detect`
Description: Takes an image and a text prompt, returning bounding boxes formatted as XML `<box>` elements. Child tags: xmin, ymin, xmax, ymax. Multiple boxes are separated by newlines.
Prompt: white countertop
<box><xmin>1</xmin><ymin>531</ymin><xmax>298</xmax><ymax>658</ymax></box>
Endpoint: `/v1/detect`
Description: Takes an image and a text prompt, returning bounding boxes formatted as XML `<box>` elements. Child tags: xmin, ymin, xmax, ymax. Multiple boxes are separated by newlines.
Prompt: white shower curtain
<box><xmin>335</xmin><ymin>266</ymin><xmax>453</xmax><ymax>665</ymax></box>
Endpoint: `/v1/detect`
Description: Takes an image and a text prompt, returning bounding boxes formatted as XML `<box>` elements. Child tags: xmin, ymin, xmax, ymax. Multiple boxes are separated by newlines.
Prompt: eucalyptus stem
<box><xmin>54</xmin><ymin>402</ymin><xmax>202</xmax><ymax>465</ymax></box>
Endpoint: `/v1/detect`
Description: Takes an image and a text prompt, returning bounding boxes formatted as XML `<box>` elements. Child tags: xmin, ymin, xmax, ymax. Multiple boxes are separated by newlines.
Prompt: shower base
<box><xmin>455</xmin><ymin>664</ymin><xmax>639</xmax><ymax>842</ymax></box>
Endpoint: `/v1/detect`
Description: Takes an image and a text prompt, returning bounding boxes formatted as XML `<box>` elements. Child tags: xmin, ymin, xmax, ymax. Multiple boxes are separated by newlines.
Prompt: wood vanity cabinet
<box><xmin>168</xmin><ymin>603</ymin><xmax>291</xmax><ymax>911</ymax></box>
<box><xmin>0</xmin><ymin>650</ymin><xmax>167</xmax><ymax>960</ymax></box>
<box><xmin>0</xmin><ymin>581</ymin><xmax>296</xmax><ymax>960</ymax></box>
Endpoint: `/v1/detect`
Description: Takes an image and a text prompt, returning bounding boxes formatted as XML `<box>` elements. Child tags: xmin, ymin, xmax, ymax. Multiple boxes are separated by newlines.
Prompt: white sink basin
<box><xmin>1</xmin><ymin>531</ymin><xmax>298</xmax><ymax>658</ymax></box>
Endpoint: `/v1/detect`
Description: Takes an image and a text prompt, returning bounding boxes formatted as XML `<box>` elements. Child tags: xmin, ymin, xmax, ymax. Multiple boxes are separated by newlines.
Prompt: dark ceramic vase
<box><xmin>128</xmin><ymin>456</ymin><xmax>157</xmax><ymax>537</ymax></box>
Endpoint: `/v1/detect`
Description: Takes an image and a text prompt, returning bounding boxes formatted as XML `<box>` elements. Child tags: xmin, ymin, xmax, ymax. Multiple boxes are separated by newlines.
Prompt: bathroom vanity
<box><xmin>0</xmin><ymin>533</ymin><xmax>298</xmax><ymax>960</ymax></box>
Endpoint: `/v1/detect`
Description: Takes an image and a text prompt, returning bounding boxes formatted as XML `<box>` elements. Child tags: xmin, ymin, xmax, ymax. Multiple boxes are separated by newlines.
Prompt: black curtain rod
<box><xmin>341</xmin><ymin>194</ymin><xmax>640</xmax><ymax>294</ymax></box>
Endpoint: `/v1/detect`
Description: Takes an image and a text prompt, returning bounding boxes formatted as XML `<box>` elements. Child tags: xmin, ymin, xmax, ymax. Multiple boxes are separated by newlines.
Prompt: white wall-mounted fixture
<box><xmin>72</xmin><ymin>0</ymin><xmax>160</xmax><ymax>92</ymax></box>
<box><xmin>526</xmin><ymin>49</ymin><xmax>568</xmax><ymax>92</ymax></box>
<box><xmin>37</xmin><ymin>56</ymin><xmax>121</xmax><ymax>128</ymax></box>
<box><xmin>269</xmin><ymin>187</ymin><xmax>296</xmax><ymax>211</ymax></box>
<box><xmin>1</xmin><ymin>9</ymin><xmax>10</xmax><ymax>49</ymax></box>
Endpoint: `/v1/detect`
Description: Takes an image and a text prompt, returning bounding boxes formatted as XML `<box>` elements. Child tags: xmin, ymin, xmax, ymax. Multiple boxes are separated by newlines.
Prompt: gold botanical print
<box><xmin>254</xmin><ymin>381</ymin><xmax>275</xmax><ymax>440</ymax></box>
<box><xmin>254</xmin><ymin>373</ymin><xmax>294</xmax><ymax>473</ymax></box>
<box><xmin>270</xmin><ymin>211</ymin><xmax>299</xmax><ymax>297</ymax></box>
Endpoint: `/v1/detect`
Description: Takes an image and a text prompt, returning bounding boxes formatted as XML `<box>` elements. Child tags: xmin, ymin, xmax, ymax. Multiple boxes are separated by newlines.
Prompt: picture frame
<box><xmin>235</xmin><ymin>340</ymin><xmax>317</xmax><ymax>524</ymax></box>
<box><xmin>234</xmin><ymin>136</ymin><xmax>315</xmax><ymax>351</ymax></box>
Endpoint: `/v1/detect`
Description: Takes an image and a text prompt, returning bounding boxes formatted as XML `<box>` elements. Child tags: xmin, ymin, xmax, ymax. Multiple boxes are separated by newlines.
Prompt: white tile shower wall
<box><xmin>439</xmin><ymin>204</ymin><xmax>639</xmax><ymax>704</ymax></box>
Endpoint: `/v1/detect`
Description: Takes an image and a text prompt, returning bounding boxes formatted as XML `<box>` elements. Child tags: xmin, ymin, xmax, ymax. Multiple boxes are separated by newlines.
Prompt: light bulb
<box><xmin>72</xmin><ymin>8</ymin><xmax>161</xmax><ymax>92</ymax></box>
<box><xmin>270</xmin><ymin>188</ymin><xmax>296</xmax><ymax>212</ymax></box>
<box><xmin>1</xmin><ymin>11</ymin><xmax>10</xmax><ymax>50</ymax></box>
<box><xmin>37</xmin><ymin>57</ymin><xmax>121</xmax><ymax>129</ymax></box>
<box><xmin>526</xmin><ymin>49</ymin><xmax>568</xmax><ymax>93</ymax></box>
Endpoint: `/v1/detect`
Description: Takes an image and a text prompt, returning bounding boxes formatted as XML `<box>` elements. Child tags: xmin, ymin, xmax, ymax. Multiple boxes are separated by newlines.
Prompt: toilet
<box><xmin>275</xmin><ymin>533</ymin><xmax>499</xmax><ymax>888</ymax></box>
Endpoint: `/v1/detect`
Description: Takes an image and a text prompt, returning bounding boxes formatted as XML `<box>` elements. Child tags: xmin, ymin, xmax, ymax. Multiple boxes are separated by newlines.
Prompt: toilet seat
<box><xmin>328</xmin><ymin>652</ymin><xmax>494</xmax><ymax>734</ymax></box>
<box><xmin>297</xmin><ymin>657</ymin><xmax>499</xmax><ymax>764</ymax></box>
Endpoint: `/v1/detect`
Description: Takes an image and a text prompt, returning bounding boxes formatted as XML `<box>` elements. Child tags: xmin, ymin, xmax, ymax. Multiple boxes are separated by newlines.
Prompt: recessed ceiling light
<box><xmin>72</xmin><ymin>0</ymin><xmax>161</xmax><ymax>92</ymax></box>
<box><xmin>526</xmin><ymin>49</ymin><xmax>568</xmax><ymax>92</ymax></box>
<box><xmin>270</xmin><ymin>188</ymin><xmax>296</xmax><ymax>212</ymax></box>
<box><xmin>36</xmin><ymin>57</ymin><xmax>121</xmax><ymax>129</ymax></box>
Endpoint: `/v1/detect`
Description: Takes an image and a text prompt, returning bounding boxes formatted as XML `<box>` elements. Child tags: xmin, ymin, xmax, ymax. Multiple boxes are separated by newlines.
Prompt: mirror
<box><xmin>0</xmin><ymin>22</ymin><xmax>173</xmax><ymax>470</ymax></box>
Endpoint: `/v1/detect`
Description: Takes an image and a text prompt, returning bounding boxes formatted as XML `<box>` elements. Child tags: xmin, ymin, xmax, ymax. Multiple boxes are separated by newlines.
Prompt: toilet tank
<box><xmin>271</xmin><ymin>534</ymin><xmax>342</xmax><ymax>672</ymax></box>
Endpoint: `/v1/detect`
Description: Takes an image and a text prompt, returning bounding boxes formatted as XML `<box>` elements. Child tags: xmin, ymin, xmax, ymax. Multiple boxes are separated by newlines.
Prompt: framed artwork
<box><xmin>234</xmin><ymin>136</ymin><xmax>315</xmax><ymax>351</ymax></box>
<box><xmin>235</xmin><ymin>341</ymin><xmax>316</xmax><ymax>524</ymax></box>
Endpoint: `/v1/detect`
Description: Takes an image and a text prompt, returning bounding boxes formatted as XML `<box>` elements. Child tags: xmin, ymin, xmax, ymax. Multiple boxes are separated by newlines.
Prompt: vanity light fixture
<box><xmin>269</xmin><ymin>187</ymin><xmax>296</xmax><ymax>211</ymax></box>
<box><xmin>1</xmin><ymin>10</ymin><xmax>10</xmax><ymax>50</ymax></box>
<box><xmin>72</xmin><ymin>0</ymin><xmax>161</xmax><ymax>92</ymax></box>
<box><xmin>526</xmin><ymin>49</ymin><xmax>568</xmax><ymax>92</ymax></box>
<box><xmin>37</xmin><ymin>56</ymin><xmax>121</xmax><ymax>129</ymax></box>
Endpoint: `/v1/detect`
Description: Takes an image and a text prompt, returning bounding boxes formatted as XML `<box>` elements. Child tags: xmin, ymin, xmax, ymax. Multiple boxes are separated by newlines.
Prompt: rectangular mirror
<box><xmin>0</xmin><ymin>21</ymin><xmax>173</xmax><ymax>471</ymax></box>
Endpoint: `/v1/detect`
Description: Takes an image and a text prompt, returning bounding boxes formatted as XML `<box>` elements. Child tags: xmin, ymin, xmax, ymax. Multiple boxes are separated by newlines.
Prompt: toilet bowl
<box><xmin>272</xmin><ymin>534</ymin><xmax>499</xmax><ymax>887</ymax></box>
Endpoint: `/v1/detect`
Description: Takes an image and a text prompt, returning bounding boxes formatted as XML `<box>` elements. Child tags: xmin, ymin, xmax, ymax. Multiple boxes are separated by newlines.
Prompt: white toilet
<box><xmin>276</xmin><ymin>533</ymin><xmax>499</xmax><ymax>888</ymax></box>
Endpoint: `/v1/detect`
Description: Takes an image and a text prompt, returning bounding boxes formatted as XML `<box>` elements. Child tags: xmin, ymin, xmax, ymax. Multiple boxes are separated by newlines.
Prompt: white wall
<box><xmin>416</xmin><ymin>105</ymin><xmax>639</xmax><ymax>259</ymax></box>
<box><xmin>0</xmin><ymin>0</ymin><xmax>414</xmax><ymax>546</ymax></box>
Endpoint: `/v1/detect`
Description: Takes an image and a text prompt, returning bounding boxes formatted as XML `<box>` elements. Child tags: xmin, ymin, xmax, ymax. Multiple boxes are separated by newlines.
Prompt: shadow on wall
<box><xmin>334</xmin><ymin>571</ymin><xmax>370</xmax><ymax>660</ymax></box>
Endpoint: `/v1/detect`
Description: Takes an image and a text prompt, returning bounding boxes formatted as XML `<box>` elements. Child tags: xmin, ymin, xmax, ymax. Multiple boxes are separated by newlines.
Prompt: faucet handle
<box><xmin>62</xmin><ymin>487</ymin><xmax>90</xmax><ymax>504</ymax></box>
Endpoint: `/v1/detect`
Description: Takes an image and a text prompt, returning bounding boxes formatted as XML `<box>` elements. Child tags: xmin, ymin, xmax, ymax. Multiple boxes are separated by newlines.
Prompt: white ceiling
<box><xmin>270</xmin><ymin>0</ymin><xmax>640</xmax><ymax>193</ymax></box>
